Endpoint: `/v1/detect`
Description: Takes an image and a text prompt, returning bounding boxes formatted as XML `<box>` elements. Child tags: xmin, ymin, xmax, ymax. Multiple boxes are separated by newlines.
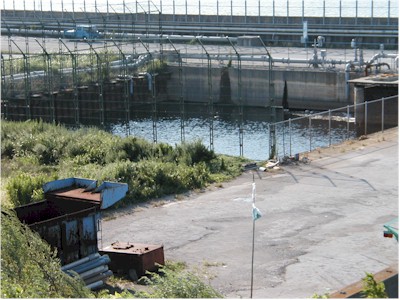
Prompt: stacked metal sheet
<box><xmin>61</xmin><ymin>253</ymin><xmax>113</xmax><ymax>290</ymax></box>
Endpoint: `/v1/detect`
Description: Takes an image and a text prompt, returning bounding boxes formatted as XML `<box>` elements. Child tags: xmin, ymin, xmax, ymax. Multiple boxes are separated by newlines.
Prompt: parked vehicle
<box><xmin>64</xmin><ymin>24</ymin><xmax>101</xmax><ymax>40</ymax></box>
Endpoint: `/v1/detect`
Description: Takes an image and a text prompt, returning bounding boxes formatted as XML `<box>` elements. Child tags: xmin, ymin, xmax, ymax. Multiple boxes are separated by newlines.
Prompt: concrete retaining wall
<box><xmin>166</xmin><ymin>65</ymin><xmax>356</xmax><ymax>110</ymax></box>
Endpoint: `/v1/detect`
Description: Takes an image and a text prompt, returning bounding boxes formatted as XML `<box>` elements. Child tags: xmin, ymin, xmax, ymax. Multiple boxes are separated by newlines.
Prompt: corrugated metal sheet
<box><xmin>14</xmin><ymin>178</ymin><xmax>128</xmax><ymax>265</ymax></box>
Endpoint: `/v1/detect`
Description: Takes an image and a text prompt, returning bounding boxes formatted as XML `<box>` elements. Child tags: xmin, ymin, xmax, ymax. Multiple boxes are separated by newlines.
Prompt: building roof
<box><xmin>348</xmin><ymin>73</ymin><xmax>398</xmax><ymax>87</ymax></box>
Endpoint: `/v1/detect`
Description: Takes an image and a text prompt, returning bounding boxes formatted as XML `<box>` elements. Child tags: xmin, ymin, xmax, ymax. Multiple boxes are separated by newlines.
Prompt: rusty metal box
<box><xmin>100</xmin><ymin>241</ymin><xmax>165</xmax><ymax>279</ymax></box>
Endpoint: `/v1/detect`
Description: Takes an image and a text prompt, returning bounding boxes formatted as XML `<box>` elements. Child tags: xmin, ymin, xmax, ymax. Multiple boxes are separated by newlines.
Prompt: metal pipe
<box><xmin>80</xmin><ymin>265</ymin><xmax>109</xmax><ymax>280</ymax></box>
<box><xmin>86</xmin><ymin>280</ymin><xmax>105</xmax><ymax>290</ymax></box>
<box><xmin>61</xmin><ymin>253</ymin><xmax>101</xmax><ymax>271</ymax></box>
<box><xmin>71</xmin><ymin>255</ymin><xmax>111</xmax><ymax>274</ymax></box>
<box><xmin>84</xmin><ymin>270</ymin><xmax>113</xmax><ymax>285</ymax></box>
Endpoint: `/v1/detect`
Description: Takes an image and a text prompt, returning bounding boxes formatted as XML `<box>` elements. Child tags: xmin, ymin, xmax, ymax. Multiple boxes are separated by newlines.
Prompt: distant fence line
<box><xmin>1</xmin><ymin>0</ymin><xmax>398</xmax><ymax>19</ymax></box>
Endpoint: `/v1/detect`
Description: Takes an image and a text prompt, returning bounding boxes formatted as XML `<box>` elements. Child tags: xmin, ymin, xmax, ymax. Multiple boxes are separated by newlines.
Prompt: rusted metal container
<box><xmin>100</xmin><ymin>241</ymin><xmax>165</xmax><ymax>280</ymax></box>
<box><xmin>14</xmin><ymin>177</ymin><xmax>128</xmax><ymax>265</ymax></box>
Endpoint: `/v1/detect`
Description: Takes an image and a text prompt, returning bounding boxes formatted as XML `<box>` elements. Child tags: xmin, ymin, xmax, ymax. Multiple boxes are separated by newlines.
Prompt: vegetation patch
<box><xmin>1</xmin><ymin>119</ymin><xmax>247</xmax><ymax>208</ymax></box>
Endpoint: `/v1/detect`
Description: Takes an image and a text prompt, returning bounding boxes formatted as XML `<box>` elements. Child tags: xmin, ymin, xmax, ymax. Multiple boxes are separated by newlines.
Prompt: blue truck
<box><xmin>64</xmin><ymin>24</ymin><xmax>101</xmax><ymax>40</ymax></box>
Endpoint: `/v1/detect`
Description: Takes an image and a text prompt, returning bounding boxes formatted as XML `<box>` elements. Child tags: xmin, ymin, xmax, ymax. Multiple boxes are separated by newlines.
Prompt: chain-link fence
<box><xmin>269</xmin><ymin>95</ymin><xmax>398</xmax><ymax>160</ymax></box>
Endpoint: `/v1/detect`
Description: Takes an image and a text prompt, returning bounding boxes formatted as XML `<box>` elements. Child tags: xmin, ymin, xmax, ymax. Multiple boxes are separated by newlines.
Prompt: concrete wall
<box><xmin>166</xmin><ymin>65</ymin><xmax>355</xmax><ymax>110</ymax></box>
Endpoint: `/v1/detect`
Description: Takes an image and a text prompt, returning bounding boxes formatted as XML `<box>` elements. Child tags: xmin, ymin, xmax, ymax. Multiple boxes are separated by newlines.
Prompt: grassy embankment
<box><xmin>1</xmin><ymin>119</ymin><xmax>249</xmax><ymax>298</ymax></box>
<box><xmin>1</xmin><ymin>119</ymin><xmax>248</xmax><ymax>208</ymax></box>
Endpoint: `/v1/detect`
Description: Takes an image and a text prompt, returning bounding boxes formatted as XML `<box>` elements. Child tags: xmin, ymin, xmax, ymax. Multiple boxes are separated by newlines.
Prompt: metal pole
<box><xmin>11</xmin><ymin>39</ymin><xmax>31</xmax><ymax>120</ymax></box>
<box><xmin>364</xmin><ymin>100</ymin><xmax>368</xmax><ymax>135</ymax></box>
<box><xmin>381</xmin><ymin>97</ymin><xmax>384</xmax><ymax>134</ymax></box>
<box><xmin>197</xmin><ymin>37</ymin><xmax>214</xmax><ymax>150</ymax></box>
<box><xmin>35</xmin><ymin>39</ymin><xmax>55</xmax><ymax>122</ymax></box>
<box><xmin>245</xmin><ymin>0</ymin><xmax>247</xmax><ymax>23</ymax></box>
<box><xmin>250</xmin><ymin>176</ymin><xmax>256</xmax><ymax>299</ymax></box>
<box><xmin>168</xmin><ymin>38</ymin><xmax>184</xmax><ymax>142</ymax></box>
<box><xmin>323</xmin><ymin>0</ymin><xmax>325</xmax><ymax>24</ymax></box>
<box><xmin>198</xmin><ymin>0</ymin><xmax>200</xmax><ymax>22</ymax></box>
<box><xmin>227</xmin><ymin>36</ymin><xmax>243</xmax><ymax>157</ymax></box>
<box><xmin>111</xmin><ymin>40</ymin><xmax>130</xmax><ymax>135</ymax></box>
<box><xmin>86</xmin><ymin>41</ymin><xmax>104</xmax><ymax>126</ymax></box>
<box><xmin>59</xmin><ymin>38</ymin><xmax>79</xmax><ymax>125</ymax></box>
<box><xmin>217</xmin><ymin>0</ymin><xmax>219</xmax><ymax>23</ymax></box>
<box><xmin>371</xmin><ymin>0</ymin><xmax>373</xmax><ymax>25</ymax></box>
<box><xmin>138</xmin><ymin>37</ymin><xmax>157</xmax><ymax>143</ymax></box>
<box><xmin>286</xmin><ymin>0</ymin><xmax>289</xmax><ymax>24</ymax></box>
<box><xmin>346</xmin><ymin>105</ymin><xmax>350</xmax><ymax>140</ymax></box>
<box><xmin>289</xmin><ymin>118</ymin><xmax>292</xmax><ymax>157</ymax></box>
<box><xmin>328</xmin><ymin>109</ymin><xmax>331</xmax><ymax>146</ymax></box>
<box><xmin>258</xmin><ymin>36</ymin><xmax>275</xmax><ymax>158</ymax></box>
<box><xmin>282</xmin><ymin>122</ymin><xmax>286</xmax><ymax>157</ymax></box>
<box><xmin>355</xmin><ymin>0</ymin><xmax>358</xmax><ymax>25</ymax></box>
<box><xmin>273</xmin><ymin>0</ymin><xmax>275</xmax><ymax>24</ymax></box>
<box><xmin>231</xmin><ymin>0</ymin><xmax>233</xmax><ymax>22</ymax></box>
<box><xmin>309</xmin><ymin>115</ymin><xmax>312</xmax><ymax>152</ymax></box>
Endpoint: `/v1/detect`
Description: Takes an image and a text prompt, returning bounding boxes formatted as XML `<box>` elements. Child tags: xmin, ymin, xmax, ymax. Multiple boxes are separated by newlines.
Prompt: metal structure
<box><xmin>0</xmin><ymin>0</ymin><xmax>398</xmax><ymax>158</ymax></box>
<box><xmin>13</xmin><ymin>177</ymin><xmax>166</xmax><ymax>288</ymax></box>
<box><xmin>14</xmin><ymin>178</ymin><xmax>129</xmax><ymax>265</ymax></box>
<box><xmin>62</xmin><ymin>253</ymin><xmax>113</xmax><ymax>290</ymax></box>
<box><xmin>100</xmin><ymin>241</ymin><xmax>165</xmax><ymax>280</ymax></box>
<box><xmin>197</xmin><ymin>37</ymin><xmax>214</xmax><ymax>150</ymax></box>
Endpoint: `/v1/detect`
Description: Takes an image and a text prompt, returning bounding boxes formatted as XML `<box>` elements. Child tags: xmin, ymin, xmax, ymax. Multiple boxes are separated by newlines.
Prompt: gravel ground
<box><xmin>101</xmin><ymin>127</ymin><xmax>398</xmax><ymax>298</ymax></box>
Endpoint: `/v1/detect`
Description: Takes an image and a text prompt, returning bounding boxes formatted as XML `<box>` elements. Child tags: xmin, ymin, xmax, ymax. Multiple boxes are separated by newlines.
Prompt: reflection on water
<box><xmin>107</xmin><ymin>102</ymin><xmax>356</xmax><ymax>161</ymax></box>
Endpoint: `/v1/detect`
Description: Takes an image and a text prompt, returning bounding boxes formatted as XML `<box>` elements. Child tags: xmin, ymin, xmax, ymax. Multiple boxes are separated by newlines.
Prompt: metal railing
<box><xmin>1</xmin><ymin>0</ymin><xmax>398</xmax><ymax>19</ymax></box>
<box><xmin>269</xmin><ymin>95</ymin><xmax>398</xmax><ymax>160</ymax></box>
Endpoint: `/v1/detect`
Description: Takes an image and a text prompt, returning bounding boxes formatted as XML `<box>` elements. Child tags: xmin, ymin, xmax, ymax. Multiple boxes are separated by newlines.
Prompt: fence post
<box><xmin>346</xmin><ymin>105</ymin><xmax>350</xmax><ymax>140</ymax></box>
<box><xmin>268</xmin><ymin>123</ymin><xmax>271</xmax><ymax>158</ymax></box>
<box><xmin>289</xmin><ymin>118</ymin><xmax>292</xmax><ymax>157</ymax></box>
<box><xmin>328</xmin><ymin>109</ymin><xmax>331</xmax><ymax>146</ymax></box>
<box><xmin>282</xmin><ymin>122</ymin><xmax>286</xmax><ymax>157</ymax></box>
<box><xmin>309</xmin><ymin>115</ymin><xmax>312</xmax><ymax>152</ymax></box>
<box><xmin>364</xmin><ymin>100</ymin><xmax>368</xmax><ymax>135</ymax></box>
<box><xmin>381</xmin><ymin>97</ymin><xmax>385</xmax><ymax>134</ymax></box>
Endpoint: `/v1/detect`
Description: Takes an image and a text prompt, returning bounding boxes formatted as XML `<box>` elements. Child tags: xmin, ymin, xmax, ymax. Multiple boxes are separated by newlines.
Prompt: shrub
<box><xmin>1</xmin><ymin>210</ymin><xmax>92</xmax><ymax>298</ymax></box>
<box><xmin>362</xmin><ymin>272</ymin><xmax>388</xmax><ymax>298</ymax></box>
<box><xmin>5</xmin><ymin>173</ymin><xmax>57</xmax><ymax>207</ymax></box>
<box><xmin>142</xmin><ymin>262</ymin><xmax>222</xmax><ymax>298</ymax></box>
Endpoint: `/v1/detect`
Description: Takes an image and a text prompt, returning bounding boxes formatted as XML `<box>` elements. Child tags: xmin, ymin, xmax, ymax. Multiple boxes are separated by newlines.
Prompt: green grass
<box><xmin>1</xmin><ymin>119</ymin><xmax>247</xmax><ymax>208</ymax></box>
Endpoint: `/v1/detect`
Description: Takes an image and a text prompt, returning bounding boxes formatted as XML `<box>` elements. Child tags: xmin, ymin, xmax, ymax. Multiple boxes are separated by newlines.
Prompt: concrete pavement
<box><xmin>101</xmin><ymin>127</ymin><xmax>398</xmax><ymax>298</ymax></box>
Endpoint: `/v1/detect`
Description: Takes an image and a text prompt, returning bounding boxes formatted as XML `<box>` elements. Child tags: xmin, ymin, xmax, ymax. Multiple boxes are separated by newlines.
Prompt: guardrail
<box><xmin>269</xmin><ymin>95</ymin><xmax>398</xmax><ymax>160</ymax></box>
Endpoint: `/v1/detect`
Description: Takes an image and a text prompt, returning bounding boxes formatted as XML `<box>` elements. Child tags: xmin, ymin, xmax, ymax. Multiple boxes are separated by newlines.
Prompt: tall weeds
<box><xmin>1</xmin><ymin>120</ymin><xmax>246</xmax><ymax>208</ymax></box>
